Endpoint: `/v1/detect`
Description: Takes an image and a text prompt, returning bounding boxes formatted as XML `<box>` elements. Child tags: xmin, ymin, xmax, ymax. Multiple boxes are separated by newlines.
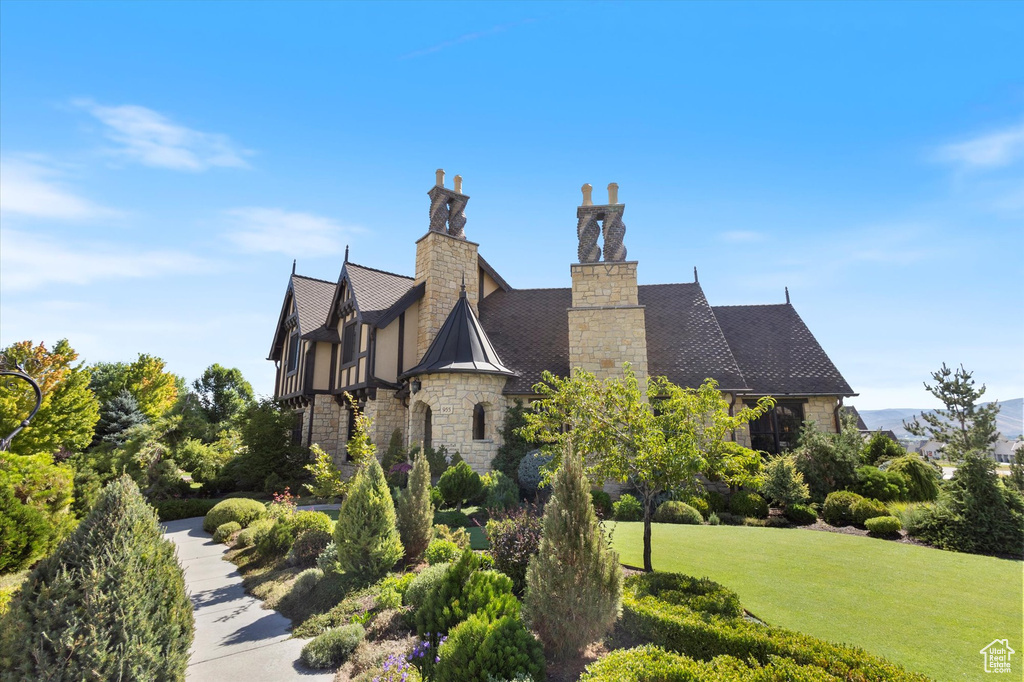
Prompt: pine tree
<box><xmin>396</xmin><ymin>449</ymin><xmax>434</xmax><ymax>561</ymax></box>
<box><xmin>95</xmin><ymin>388</ymin><xmax>148</xmax><ymax>445</ymax></box>
<box><xmin>523</xmin><ymin>440</ymin><xmax>622</xmax><ymax>659</ymax></box>
<box><xmin>333</xmin><ymin>457</ymin><xmax>403</xmax><ymax>582</ymax></box>
<box><xmin>904</xmin><ymin>363</ymin><xmax>1001</xmax><ymax>462</ymax></box>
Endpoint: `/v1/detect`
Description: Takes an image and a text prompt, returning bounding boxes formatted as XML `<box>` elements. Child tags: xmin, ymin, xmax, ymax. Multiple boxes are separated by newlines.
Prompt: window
<box><xmin>286</xmin><ymin>329</ymin><xmax>299</xmax><ymax>373</ymax></box>
<box><xmin>342</xmin><ymin>321</ymin><xmax>357</xmax><ymax>365</ymax></box>
<box><xmin>473</xmin><ymin>404</ymin><xmax>486</xmax><ymax>440</ymax></box>
<box><xmin>746</xmin><ymin>400</ymin><xmax>805</xmax><ymax>454</ymax></box>
<box><xmin>424</xmin><ymin>406</ymin><xmax>432</xmax><ymax>450</ymax></box>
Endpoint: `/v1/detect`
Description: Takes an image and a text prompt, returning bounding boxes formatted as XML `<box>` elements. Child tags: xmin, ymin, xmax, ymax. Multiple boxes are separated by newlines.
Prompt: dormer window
<box><xmin>342</xmin><ymin>321</ymin><xmax>357</xmax><ymax>365</ymax></box>
<box><xmin>286</xmin><ymin>329</ymin><xmax>299</xmax><ymax>374</ymax></box>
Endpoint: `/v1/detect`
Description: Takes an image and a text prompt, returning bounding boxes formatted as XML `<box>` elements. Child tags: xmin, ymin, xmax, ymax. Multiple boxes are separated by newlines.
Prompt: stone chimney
<box><xmin>568</xmin><ymin>182</ymin><xmax>648</xmax><ymax>382</ymax></box>
<box><xmin>415</xmin><ymin>169</ymin><xmax>479</xmax><ymax>358</ymax></box>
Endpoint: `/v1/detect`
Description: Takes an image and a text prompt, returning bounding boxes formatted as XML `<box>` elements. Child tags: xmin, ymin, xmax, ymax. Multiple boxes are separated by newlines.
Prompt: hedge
<box><xmin>152</xmin><ymin>497</ymin><xmax>220</xmax><ymax>522</ymax></box>
<box><xmin>580</xmin><ymin>645</ymin><xmax>843</xmax><ymax>681</ymax></box>
<box><xmin>621</xmin><ymin>573</ymin><xmax>929</xmax><ymax>682</ymax></box>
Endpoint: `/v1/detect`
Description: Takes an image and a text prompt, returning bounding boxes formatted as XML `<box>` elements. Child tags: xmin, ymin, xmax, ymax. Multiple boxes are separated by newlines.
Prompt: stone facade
<box><xmin>406</xmin><ymin>373</ymin><xmax>508</xmax><ymax>474</ymax></box>
<box><xmin>307</xmin><ymin>394</ymin><xmax>343</xmax><ymax>457</ymax></box>
<box><xmin>414</xmin><ymin>231</ymin><xmax>480</xmax><ymax>358</ymax></box>
<box><xmin>364</xmin><ymin>391</ymin><xmax>407</xmax><ymax>453</ymax></box>
<box><xmin>568</xmin><ymin>261</ymin><xmax>649</xmax><ymax>383</ymax></box>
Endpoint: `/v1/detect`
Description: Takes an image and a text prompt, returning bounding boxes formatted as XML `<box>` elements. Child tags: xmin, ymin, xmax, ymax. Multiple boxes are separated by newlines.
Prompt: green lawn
<box><xmin>610</xmin><ymin>522</ymin><xmax>1022</xmax><ymax>681</ymax></box>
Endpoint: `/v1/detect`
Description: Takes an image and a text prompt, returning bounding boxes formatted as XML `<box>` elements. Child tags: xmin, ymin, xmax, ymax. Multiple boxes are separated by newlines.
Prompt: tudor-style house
<box><xmin>269</xmin><ymin>170</ymin><xmax>856</xmax><ymax>474</ymax></box>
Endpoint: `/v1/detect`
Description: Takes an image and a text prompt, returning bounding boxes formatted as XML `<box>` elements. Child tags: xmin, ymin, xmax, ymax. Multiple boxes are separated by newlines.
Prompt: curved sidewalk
<box><xmin>163</xmin><ymin>516</ymin><xmax>333</xmax><ymax>681</ymax></box>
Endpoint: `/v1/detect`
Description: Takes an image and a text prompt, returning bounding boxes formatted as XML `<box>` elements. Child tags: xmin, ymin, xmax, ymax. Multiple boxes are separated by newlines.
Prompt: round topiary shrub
<box><xmin>203</xmin><ymin>498</ymin><xmax>267</xmax><ymax>533</ymax></box>
<box><xmin>865</xmin><ymin>515</ymin><xmax>902</xmax><ymax>537</ymax></box>
<box><xmin>654</xmin><ymin>501</ymin><xmax>703</xmax><ymax>525</ymax></box>
<box><xmin>851</xmin><ymin>497</ymin><xmax>889</xmax><ymax>528</ymax></box>
<box><xmin>613</xmin><ymin>494</ymin><xmax>643</xmax><ymax>521</ymax></box>
<box><xmin>299</xmin><ymin>623</ymin><xmax>364</xmax><ymax>669</ymax></box>
<box><xmin>291</xmin><ymin>510</ymin><xmax>334</xmax><ymax>536</ymax></box>
<box><xmin>288</xmin><ymin>529</ymin><xmax>333</xmax><ymax>567</ymax></box>
<box><xmin>784</xmin><ymin>503</ymin><xmax>818</xmax><ymax>525</ymax></box>
<box><xmin>213</xmin><ymin>521</ymin><xmax>241</xmax><ymax>544</ymax></box>
<box><xmin>822</xmin><ymin>491</ymin><xmax>864</xmax><ymax>527</ymax></box>
<box><xmin>424</xmin><ymin>538</ymin><xmax>461</xmax><ymax>565</ymax></box>
<box><xmin>435</xmin><ymin>613</ymin><xmax>546</xmax><ymax>682</ymax></box>
<box><xmin>729</xmin><ymin>491</ymin><xmax>768</xmax><ymax>519</ymax></box>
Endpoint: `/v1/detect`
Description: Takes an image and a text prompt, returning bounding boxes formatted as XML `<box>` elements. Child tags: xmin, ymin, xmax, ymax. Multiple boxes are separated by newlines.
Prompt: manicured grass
<box><xmin>466</xmin><ymin>525</ymin><xmax>488</xmax><ymax>550</ymax></box>
<box><xmin>610</xmin><ymin>522</ymin><xmax>1022</xmax><ymax>681</ymax></box>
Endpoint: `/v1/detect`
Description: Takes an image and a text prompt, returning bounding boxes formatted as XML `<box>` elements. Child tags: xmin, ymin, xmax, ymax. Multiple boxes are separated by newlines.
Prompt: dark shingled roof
<box><xmin>712</xmin><ymin>304</ymin><xmax>855</xmax><ymax>396</ymax></box>
<box><xmin>479</xmin><ymin>288</ymin><xmax>571</xmax><ymax>393</ymax></box>
<box><xmin>291</xmin><ymin>275</ymin><xmax>335</xmax><ymax>335</ymax></box>
<box><xmin>402</xmin><ymin>290</ymin><xmax>516</xmax><ymax>379</ymax></box>
<box><xmin>345</xmin><ymin>262</ymin><xmax>416</xmax><ymax>325</ymax></box>
<box><xmin>841</xmin><ymin>405</ymin><xmax>869</xmax><ymax>430</ymax></box>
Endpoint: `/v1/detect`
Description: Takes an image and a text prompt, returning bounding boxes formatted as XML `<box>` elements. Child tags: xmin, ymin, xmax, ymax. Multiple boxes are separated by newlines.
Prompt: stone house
<box><xmin>268</xmin><ymin>171</ymin><xmax>856</xmax><ymax>474</ymax></box>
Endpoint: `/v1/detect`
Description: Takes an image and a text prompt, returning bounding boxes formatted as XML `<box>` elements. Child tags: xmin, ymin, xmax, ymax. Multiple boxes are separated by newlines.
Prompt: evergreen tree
<box><xmin>491</xmin><ymin>399</ymin><xmax>533</xmax><ymax>483</ymax></box>
<box><xmin>523</xmin><ymin>440</ymin><xmax>622</xmax><ymax>659</ymax></box>
<box><xmin>0</xmin><ymin>475</ymin><xmax>193</xmax><ymax>680</ymax></box>
<box><xmin>760</xmin><ymin>454</ymin><xmax>810</xmax><ymax>509</ymax></box>
<box><xmin>333</xmin><ymin>457</ymin><xmax>403</xmax><ymax>582</ymax></box>
<box><xmin>1008</xmin><ymin>444</ymin><xmax>1024</xmax><ymax>494</ymax></box>
<box><xmin>382</xmin><ymin>428</ymin><xmax>408</xmax><ymax>486</ymax></box>
<box><xmin>396</xmin><ymin>449</ymin><xmax>434</xmax><ymax>561</ymax></box>
<box><xmin>904</xmin><ymin>363</ymin><xmax>1000</xmax><ymax>462</ymax></box>
<box><xmin>95</xmin><ymin>388</ymin><xmax>148</xmax><ymax>445</ymax></box>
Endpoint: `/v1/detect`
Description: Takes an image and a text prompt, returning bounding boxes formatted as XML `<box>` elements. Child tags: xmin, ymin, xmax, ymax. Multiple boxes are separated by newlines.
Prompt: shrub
<box><xmin>257</xmin><ymin>517</ymin><xmax>296</xmax><ymax>557</ymax></box>
<box><xmin>707</xmin><ymin>491</ymin><xmax>727</xmax><ymax>513</ymax></box>
<box><xmin>425</xmin><ymin>538</ymin><xmax>461</xmax><ymax>565</ymax></box>
<box><xmin>728</xmin><ymin>491</ymin><xmax>768</xmax><ymax>519</ymax></box>
<box><xmin>434</xmin><ymin>509</ymin><xmax>470</xmax><ymax>527</ymax></box>
<box><xmin>235</xmin><ymin>518</ymin><xmax>274</xmax><ymax>548</ymax></box>
<box><xmin>292</xmin><ymin>510</ymin><xmax>334</xmax><ymax>536</ymax></box>
<box><xmin>203</xmin><ymin>497</ymin><xmax>267</xmax><ymax>533</ymax></box>
<box><xmin>377</xmin><ymin>572</ymin><xmax>416</xmax><ymax>609</ymax></box>
<box><xmin>626</xmin><ymin>572</ymin><xmax>742</xmax><ymax>618</ymax></box>
<box><xmin>404</xmin><ymin>562</ymin><xmax>452</xmax><ymax>611</ymax></box>
<box><xmin>654</xmin><ymin>501</ymin><xmax>704</xmax><ymax>525</ymax></box>
<box><xmin>517</xmin><ymin>449</ymin><xmax>553</xmax><ymax>494</ymax></box>
<box><xmin>299</xmin><ymin>623</ymin><xmax>365</xmax><ymax>669</ymax></box>
<box><xmin>760</xmin><ymin>455</ymin><xmax>810</xmax><ymax>509</ymax></box>
<box><xmin>414</xmin><ymin>550</ymin><xmax>515</xmax><ymax>638</ymax></box>
<box><xmin>397</xmin><ymin>450</ymin><xmax>434</xmax><ymax>561</ymax></box>
<box><xmin>854</xmin><ymin>466</ymin><xmax>907</xmax><ymax>502</ymax></box>
<box><xmin>152</xmin><ymin>497</ymin><xmax>220</xmax><ymax>522</ymax></box>
<box><xmin>683</xmin><ymin>495</ymin><xmax>709</xmax><ymax>518</ymax></box>
<box><xmin>621</xmin><ymin>573</ymin><xmax>928</xmax><ymax>681</ymax></box>
<box><xmin>485</xmin><ymin>505</ymin><xmax>543</xmax><ymax>594</ymax></box>
<box><xmin>0</xmin><ymin>453</ymin><xmax>76</xmax><ymax>559</ymax></box>
<box><xmin>316</xmin><ymin>541</ymin><xmax>339</xmax><ymax>572</ymax></box>
<box><xmin>0</xmin><ymin>482</ymin><xmax>50</xmax><ymax>573</ymax></box>
<box><xmin>382</xmin><ymin>429</ymin><xmax>409</xmax><ymax>488</ymax></box>
<box><xmin>862</xmin><ymin>431</ymin><xmax>906</xmax><ymax>466</ymax></box>
<box><xmin>291</xmin><ymin>567</ymin><xmax>324</xmax><ymax>598</ymax></box>
<box><xmin>590</xmin><ymin>489</ymin><xmax>612</xmax><ymax>517</ymax></box>
<box><xmin>887</xmin><ymin>455</ymin><xmax>940</xmax><ymax>502</ymax></box>
<box><xmin>822</xmin><ymin>491</ymin><xmax>863</xmax><ymax>526</ymax></box>
<box><xmin>886</xmin><ymin>501</ymin><xmax>932</xmax><ymax>534</ymax></box>
<box><xmin>304</xmin><ymin>443</ymin><xmax>347</xmax><ymax>500</ymax></box>
<box><xmin>491</xmin><ymin>399</ymin><xmax>534</xmax><ymax>483</ymax></box>
<box><xmin>524</xmin><ymin>442</ymin><xmax>622</xmax><ymax>659</ymax></box>
<box><xmin>0</xmin><ymin>475</ymin><xmax>193</xmax><ymax>680</ymax></box>
<box><xmin>433</xmin><ymin>523</ymin><xmax>471</xmax><ymax>549</ymax></box>
<box><xmin>430</xmin><ymin>485</ymin><xmax>444</xmax><ymax>509</ymax></box>
<box><xmin>784</xmin><ymin>503</ymin><xmax>818</xmax><ymax>525</ymax></box>
<box><xmin>213</xmin><ymin>521</ymin><xmax>241</xmax><ymax>544</ymax></box>
<box><xmin>613</xmin><ymin>493</ymin><xmax>643</xmax><ymax>521</ymax></box>
<box><xmin>707</xmin><ymin>512</ymin><xmax>721</xmax><ymax>525</ymax></box>
<box><xmin>792</xmin><ymin>417</ymin><xmax>862</xmax><ymax>501</ymax></box>
<box><xmin>438</xmin><ymin>461</ymin><xmax>483</xmax><ymax>512</ymax></box>
<box><xmin>334</xmin><ymin>457</ymin><xmax>404</xmax><ymax>582</ymax></box>
<box><xmin>865</xmin><ymin>516</ymin><xmax>902</xmax><ymax>536</ymax></box>
<box><xmin>851</xmin><ymin>497</ymin><xmax>889</xmax><ymax>528</ymax></box>
<box><xmin>289</xmin><ymin>529</ymin><xmax>333</xmax><ymax>567</ymax></box>
<box><xmin>435</xmin><ymin>614</ymin><xmax>546</xmax><ymax>682</ymax></box>
<box><xmin>482</xmin><ymin>470</ymin><xmax>519</xmax><ymax>512</ymax></box>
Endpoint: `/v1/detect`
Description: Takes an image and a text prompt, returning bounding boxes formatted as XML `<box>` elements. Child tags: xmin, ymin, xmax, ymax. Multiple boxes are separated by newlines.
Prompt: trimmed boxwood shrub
<box><xmin>654</xmin><ymin>501</ymin><xmax>704</xmax><ymax>525</ymax></box>
<box><xmin>613</xmin><ymin>493</ymin><xmax>643</xmax><ymax>521</ymax></box>
<box><xmin>213</xmin><ymin>521</ymin><xmax>241</xmax><ymax>544</ymax></box>
<box><xmin>728</xmin><ymin>491</ymin><xmax>768</xmax><ymax>519</ymax></box>
<box><xmin>621</xmin><ymin>573</ymin><xmax>927</xmax><ymax>682</ymax></box>
<box><xmin>822</xmin><ymin>491</ymin><xmax>863</xmax><ymax>527</ymax></box>
<box><xmin>152</xmin><ymin>497</ymin><xmax>220</xmax><ymax>522</ymax></box>
<box><xmin>203</xmin><ymin>498</ymin><xmax>267</xmax><ymax>533</ymax></box>
<box><xmin>0</xmin><ymin>475</ymin><xmax>193</xmax><ymax>681</ymax></box>
<box><xmin>865</xmin><ymin>515</ymin><xmax>902</xmax><ymax>536</ymax></box>
<box><xmin>784</xmin><ymin>503</ymin><xmax>818</xmax><ymax>526</ymax></box>
<box><xmin>435</xmin><ymin>613</ymin><xmax>546</xmax><ymax>682</ymax></box>
<box><xmin>299</xmin><ymin>623</ymin><xmax>364</xmax><ymax>669</ymax></box>
<box><xmin>851</xmin><ymin>497</ymin><xmax>889</xmax><ymax>528</ymax></box>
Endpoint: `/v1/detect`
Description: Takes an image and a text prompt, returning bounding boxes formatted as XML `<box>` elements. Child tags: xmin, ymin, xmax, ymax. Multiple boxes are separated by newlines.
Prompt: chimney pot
<box><xmin>607</xmin><ymin>182</ymin><xmax>619</xmax><ymax>204</ymax></box>
<box><xmin>454</xmin><ymin>174</ymin><xmax>463</xmax><ymax>194</ymax></box>
<box><xmin>581</xmin><ymin>183</ymin><xmax>593</xmax><ymax>206</ymax></box>
<box><xmin>435</xmin><ymin>168</ymin><xmax>445</xmax><ymax>187</ymax></box>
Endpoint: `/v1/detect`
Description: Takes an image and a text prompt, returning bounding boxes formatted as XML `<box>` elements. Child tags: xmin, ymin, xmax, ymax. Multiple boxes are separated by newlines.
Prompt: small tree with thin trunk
<box><xmin>904</xmin><ymin>363</ymin><xmax>1000</xmax><ymax>462</ymax></box>
<box><xmin>523</xmin><ymin>439</ymin><xmax>622</xmax><ymax>659</ymax></box>
<box><xmin>396</xmin><ymin>449</ymin><xmax>434</xmax><ymax>561</ymax></box>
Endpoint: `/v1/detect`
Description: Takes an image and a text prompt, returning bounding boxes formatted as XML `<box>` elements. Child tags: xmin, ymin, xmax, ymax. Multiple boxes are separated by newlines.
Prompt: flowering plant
<box><xmin>374</xmin><ymin>652</ymin><xmax>422</xmax><ymax>682</ymax></box>
<box><xmin>267</xmin><ymin>486</ymin><xmax>297</xmax><ymax>520</ymax></box>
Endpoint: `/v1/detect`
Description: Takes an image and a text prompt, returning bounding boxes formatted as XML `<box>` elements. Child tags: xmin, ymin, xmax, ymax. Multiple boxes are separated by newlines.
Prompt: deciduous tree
<box><xmin>191</xmin><ymin>363</ymin><xmax>254</xmax><ymax>426</ymax></box>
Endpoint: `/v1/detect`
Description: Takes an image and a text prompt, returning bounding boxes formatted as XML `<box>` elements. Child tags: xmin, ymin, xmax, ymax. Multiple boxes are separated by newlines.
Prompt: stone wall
<box><xmin>570</xmin><ymin>261</ymin><xmax>639</xmax><ymax>307</ymax></box>
<box><xmin>407</xmin><ymin>373</ymin><xmax>508</xmax><ymax>474</ymax></box>
<box><xmin>308</xmin><ymin>394</ymin><xmax>344</xmax><ymax>466</ymax></box>
<box><xmin>414</xmin><ymin>231</ymin><xmax>480</xmax><ymax>358</ymax></box>
<box><xmin>365</xmin><ymin>391</ymin><xmax>407</xmax><ymax>454</ymax></box>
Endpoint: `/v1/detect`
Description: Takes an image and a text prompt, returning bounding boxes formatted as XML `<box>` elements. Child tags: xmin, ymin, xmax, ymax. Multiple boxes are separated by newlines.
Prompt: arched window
<box><xmin>473</xmin><ymin>403</ymin><xmax>486</xmax><ymax>440</ymax></box>
<box><xmin>424</xmin><ymin>406</ymin><xmax>432</xmax><ymax>450</ymax></box>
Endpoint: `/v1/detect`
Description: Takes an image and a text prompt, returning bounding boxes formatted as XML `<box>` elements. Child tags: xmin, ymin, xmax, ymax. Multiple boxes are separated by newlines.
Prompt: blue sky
<box><xmin>1</xmin><ymin>1</ymin><xmax>1021</xmax><ymax>411</ymax></box>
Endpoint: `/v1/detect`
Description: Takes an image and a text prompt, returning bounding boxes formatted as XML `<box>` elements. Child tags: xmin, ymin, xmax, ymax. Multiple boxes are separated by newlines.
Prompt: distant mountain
<box><xmin>857</xmin><ymin>398</ymin><xmax>1023</xmax><ymax>440</ymax></box>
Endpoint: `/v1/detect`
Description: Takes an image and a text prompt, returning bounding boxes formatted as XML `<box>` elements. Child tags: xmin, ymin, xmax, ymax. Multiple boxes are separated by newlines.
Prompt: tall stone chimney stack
<box><xmin>414</xmin><ymin>169</ymin><xmax>479</xmax><ymax>358</ymax></box>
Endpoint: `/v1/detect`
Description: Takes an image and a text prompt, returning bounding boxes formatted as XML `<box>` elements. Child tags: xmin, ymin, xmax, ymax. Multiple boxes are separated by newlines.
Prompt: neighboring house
<box><xmin>841</xmin><ymin>406</ymin><xmax>899</xmax><ymax>444</ymax></box>
<box><xmin>268</xmin><ymin>172</ymin><xmax>856</xmax><ymax>474</ymax></box>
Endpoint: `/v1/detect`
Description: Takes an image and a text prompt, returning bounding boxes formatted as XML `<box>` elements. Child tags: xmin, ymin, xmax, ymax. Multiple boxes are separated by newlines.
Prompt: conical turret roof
<box><xmin>401</xmin><ymin>285</ymin><xmax>516</xmax><ymax>379</ymax></box>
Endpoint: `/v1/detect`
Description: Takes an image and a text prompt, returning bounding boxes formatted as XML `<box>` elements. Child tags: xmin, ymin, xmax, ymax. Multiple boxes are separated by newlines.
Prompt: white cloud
<box><xmin>720</xmin><ymin>230</ymin><xmax>766</xmax><ymax>244</ymax></box>
<box><xmin>224</xmin><ymin>207</ymin><xmax>358</xmax><ymax>256</ymax></box>
<box><xmin>937</xmin><ymin>120</ymin><xmax>1024</xmax><ymax>170</ymax></box>
<box><xmin>0</xmin><ymin>228</ymin><xmax>209</xmax><ymax>291</ymax></box>
<box><xmin>74</xmin><ymin>99</ymin><xmax>253</xmax><ymax>171</ymax></box>
<box><xmin>0</xmin><ymin>158</ymin><xmax>119</xmax><ymax>220</ymax></box>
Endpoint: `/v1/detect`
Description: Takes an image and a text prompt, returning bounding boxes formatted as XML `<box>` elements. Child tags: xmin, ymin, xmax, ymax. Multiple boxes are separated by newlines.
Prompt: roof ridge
<box><xmin>638</xmin><ymin>282</ymin><xmax>700</xmax><ymax>288</ymax></box>
<box><xmin>712</xmin><ymin>302</ymin><xmax>792</xmax><ymax>309</ymax></box>
<box><xmin>501</xmin><ymin>286</ymin><xmax>571</xmax><ymax>292</ymax></box>
<box><xmin>292</xmin><ymin>273</ymin><xmax>336</xmax><ymax>286</ymax></box>
<box><xmin>347</xmin><ymin>261</ymin><xmax>413</xmax><ymax>280</ymax></box>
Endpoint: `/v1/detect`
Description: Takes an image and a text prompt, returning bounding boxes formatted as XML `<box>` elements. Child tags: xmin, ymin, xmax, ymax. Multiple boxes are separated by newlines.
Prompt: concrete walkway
<box><xmin>163</xmin><ymin>517</ymin><xmax>334</xmax><ymax>681</ymax></box>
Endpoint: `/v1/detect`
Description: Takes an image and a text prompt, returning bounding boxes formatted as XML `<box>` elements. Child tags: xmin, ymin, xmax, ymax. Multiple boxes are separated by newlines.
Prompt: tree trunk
<box><xmin>643</xmin><ymin>505</ymin><xmax>653</xmax><ymax>572</ymax></box>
